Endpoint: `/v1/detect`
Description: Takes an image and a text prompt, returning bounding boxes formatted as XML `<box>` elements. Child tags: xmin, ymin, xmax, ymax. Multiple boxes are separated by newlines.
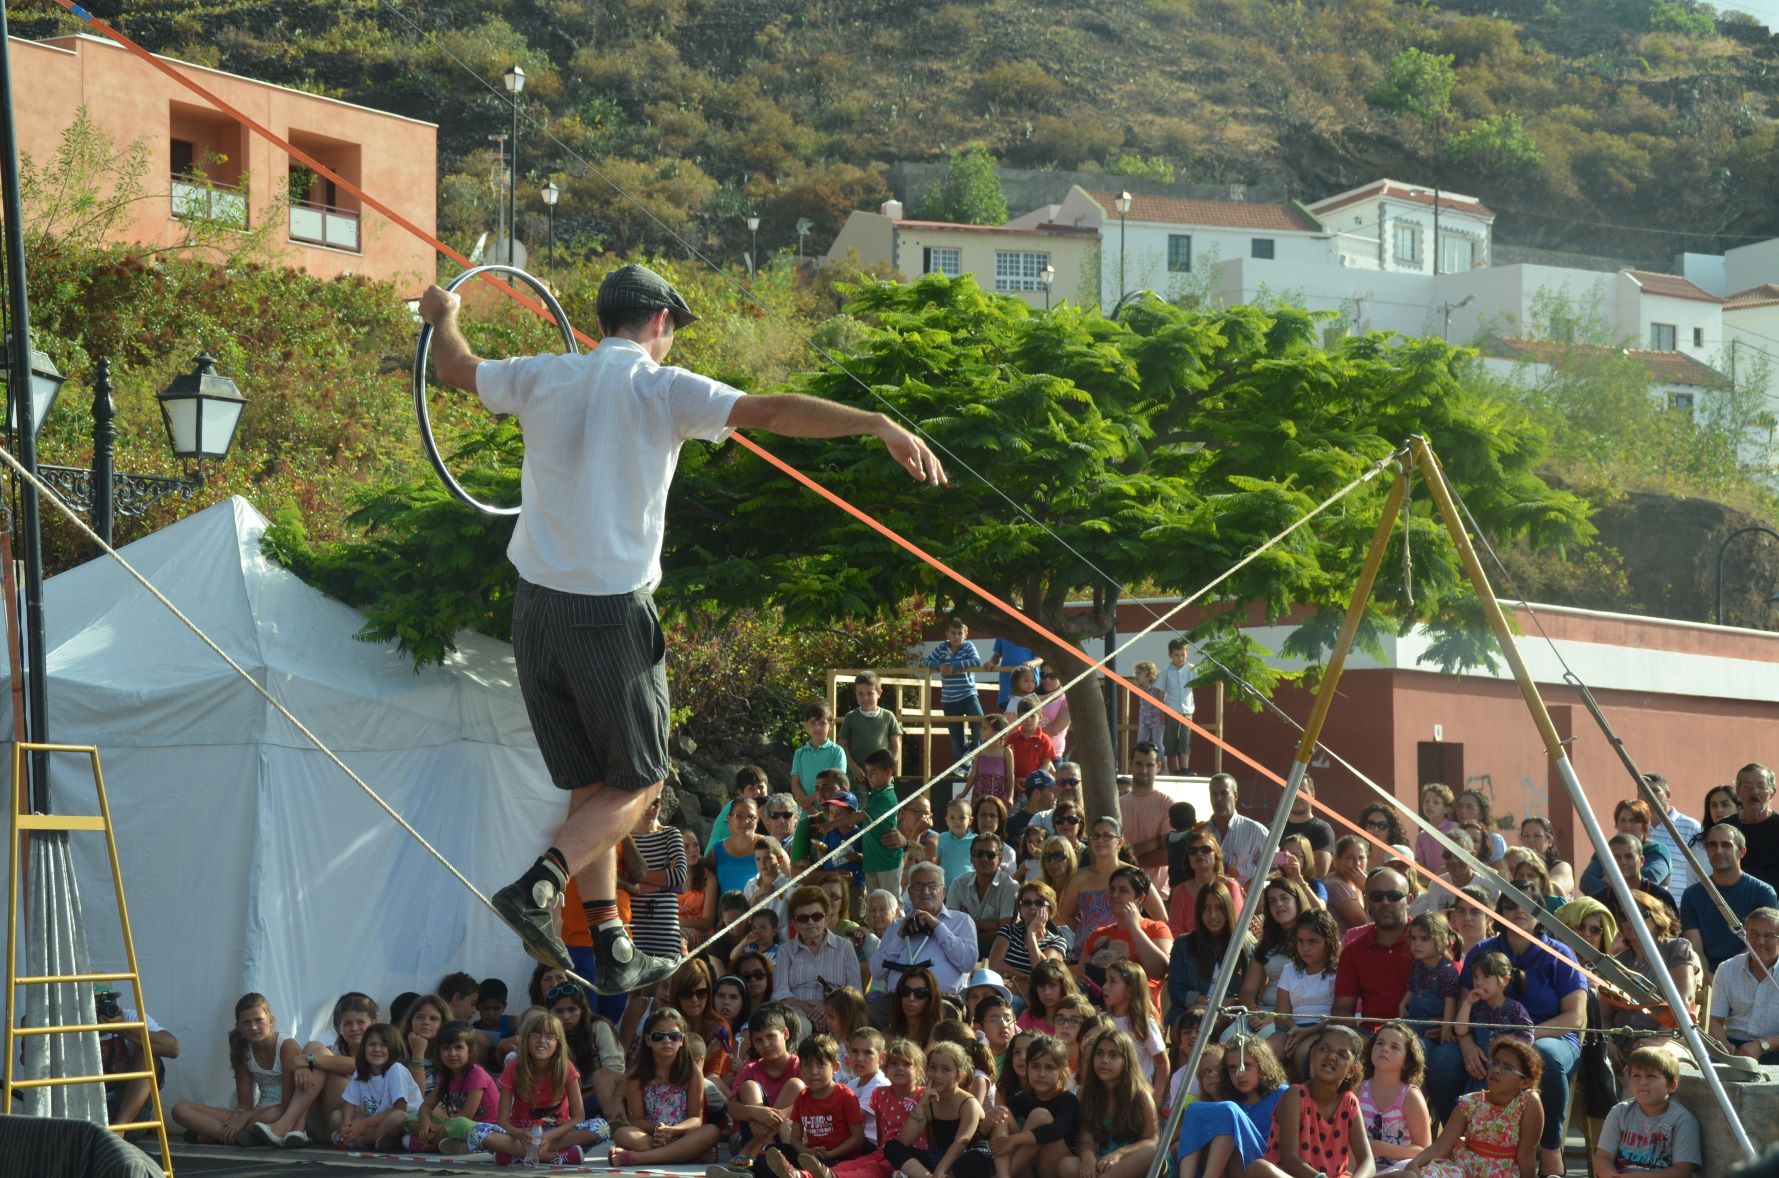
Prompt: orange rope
<box><xmin>46</xmin><ymin>0</ymin><xmax>1626</xmax><ymax>997</ymax></box>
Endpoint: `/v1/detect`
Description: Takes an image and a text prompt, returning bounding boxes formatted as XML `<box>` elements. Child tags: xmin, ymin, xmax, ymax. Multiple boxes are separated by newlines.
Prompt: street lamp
<box><xmin>488</xmin><ymin>134</ymin><xmax>509</xmax><ymax>262</ymax></box>
<box><xmin>746</xmin><ymin>213</ymin><xmax>760</xmax><ymax>277</ymax></box>
<box><xmin>541</xmin><ymin>180</ymin><xmax>559</xmax><ymax>271</ymax></box>
<box><xmin>1041</xmin><ymin>262</ymin><xmax>1055</xmax><ymax>310</ymax></box>
<box><xmin>1441</xmin><ymin>294</ymin><xmax>1476</xmax><ymax>341</ymax></box>
<box><xmin>1114</xmin><ymin>190</ymin><xmax>1132</xmax><ymax>303</ymax></box>
<box><xmin>1715</xmin><ymin>524</ymin><xmax>1779</xmax><ymax>625</ymax></box>
<box><xmin>11</xmin><ymin>353</ymin><xmax>247</xmax><ymax>548</ymax></box>
<box><xmin>2</xmin><ymin>338</ymin><xmax>65</xmax><ymax>438</ymax></box>
<box><xmin>503</xmin><ymin>65</ymin><xmax>526</xmax><ymax>266</ymax></box>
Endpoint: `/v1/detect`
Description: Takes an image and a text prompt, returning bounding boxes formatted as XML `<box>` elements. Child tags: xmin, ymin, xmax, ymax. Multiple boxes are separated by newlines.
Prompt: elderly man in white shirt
<box><xmin>1708</xmin><ymin>906</ymin><xmax>1779</xmax><ymax>1063</ymax></box>
<box><xmin>868</xmin><ymin>860</ymin><xmax>978</xmax><ymax>1022</ymax></box>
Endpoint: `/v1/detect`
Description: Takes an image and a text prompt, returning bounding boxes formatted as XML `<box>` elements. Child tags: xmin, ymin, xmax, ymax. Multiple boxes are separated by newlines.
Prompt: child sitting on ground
<box><xmin>609</xmin><ymin>1009</ymin><xmax>722</xmax><ymax>1166</ymax></box>
<box><xmin>334</xmin><ymin>1023</ymin><xmax>422</xmax><ymax>1150</ymax></box>
<box><xmin>758</xmin><ymin>1035</ymin><xmax>866</xmax><ymax>1178</ymax></box>
<box><xmin>726</xmin><ymin>1010</ymin><xmax>807</xmax><ymax>1167</ymax></box>
<box><xmin>1592</xmin><ymin>1046</ymin><xmax>1700</xmax><ymax>1178</ymax></box>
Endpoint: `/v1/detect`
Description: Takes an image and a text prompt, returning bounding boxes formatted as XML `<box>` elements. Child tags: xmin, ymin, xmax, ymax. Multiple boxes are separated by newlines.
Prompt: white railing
<box><xmin>170</xmin><ymin>175</ymin><xmax>248</xmax><ymax>229</ymax></box>
<box><xmin>288</xmin><ymin>203</ymin><xmax>361</xmax><ymax>253</ymax></box>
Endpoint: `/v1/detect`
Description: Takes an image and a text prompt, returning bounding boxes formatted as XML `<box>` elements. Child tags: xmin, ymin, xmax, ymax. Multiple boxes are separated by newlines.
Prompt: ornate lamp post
<box><xmin>1114</xmin><ymin>190</ymin><xmax>1132</xmax><ymax>303</ymax></box>
<box><xmin>503</xmin><ymin>65</ymin><xmax>526</xmax><ymax>264</ymax></box>
<box><xmin>1041</xmin><ymin>263</ymin><xmax>1055</xmax><ymax>310</ymax></box>
<box><xmin>541</xmin><ymin>180</ymin><xmax>559</xmax><ymax>272</ymax></box>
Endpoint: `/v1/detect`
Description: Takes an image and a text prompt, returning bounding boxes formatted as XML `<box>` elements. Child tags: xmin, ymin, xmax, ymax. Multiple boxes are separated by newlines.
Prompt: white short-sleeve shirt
<box><xmin>476</xmin><ymin>339</ymin><xmax>743</xmax><ymax>596</ymax></box>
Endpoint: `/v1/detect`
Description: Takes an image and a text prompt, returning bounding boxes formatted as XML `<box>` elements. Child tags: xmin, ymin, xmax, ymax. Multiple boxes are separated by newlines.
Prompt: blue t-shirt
<box><xmin>1460</xmin><ymin>932</ymin><xmax>1586</xmax><ymax>1049</ymax></box>
<box><xmin>712</xmin><ymin>842</ymin><xmax>758</xmax><ymax>897</ymax></box>
<box><xmin>937</xmin><ymin>830</ymin><xmax>976</xmax><ymax>887</ymax></box>
<box><xmin>1680</xmin><ymin>873</ymin><xmax>1779</xmax><ymax>969</ymax></box>
<box><xmin>791</xmin><ymin>740</ymin><xmax>848</xmax><ymax>791</ymax></box>
<box><xmin>991</xmin><ymin>638</ymin><xmax>1035</xmax><ymax>709</ymax></box>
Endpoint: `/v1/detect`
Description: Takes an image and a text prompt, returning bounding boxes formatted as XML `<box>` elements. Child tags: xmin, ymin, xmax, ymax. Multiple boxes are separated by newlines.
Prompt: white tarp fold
<box><xmin>2</xmin><ymin>497</ymin><xmax>562</xmax><ymax>1107</ymax></box>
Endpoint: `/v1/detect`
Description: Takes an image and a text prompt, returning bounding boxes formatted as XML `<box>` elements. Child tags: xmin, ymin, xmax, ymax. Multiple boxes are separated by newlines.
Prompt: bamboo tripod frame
<box><xmin>1143</xmin><ymin>438</ymin><xmax>1756</xmax><ymax>1178</ymax></box>
<box><xmin>4</xmin><ymin>741</ymin><xmax>175</xmax><ymax>1176</ymax></box>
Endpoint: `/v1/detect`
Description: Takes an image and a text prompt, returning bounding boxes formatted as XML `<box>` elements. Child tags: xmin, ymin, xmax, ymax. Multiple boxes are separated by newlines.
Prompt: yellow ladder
<box><xmin>4</xmin><ymin>741</ymin><xmax>174</xmax><ymax>1176</ymax></box>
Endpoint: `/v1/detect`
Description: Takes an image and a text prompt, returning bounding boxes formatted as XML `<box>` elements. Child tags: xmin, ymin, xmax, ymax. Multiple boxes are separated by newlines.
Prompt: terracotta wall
<box><xmin>11</xmin><ymin>35</ymin><xmax>436</xmax><ymax>292</ymax></box>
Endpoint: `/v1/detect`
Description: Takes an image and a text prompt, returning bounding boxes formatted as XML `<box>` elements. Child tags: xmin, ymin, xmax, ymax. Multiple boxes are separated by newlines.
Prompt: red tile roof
<box><xmin>1084</xmin><ymin>191</ymin><xmax>1321</xmax><ymax>232</ymax></box>
<box><xmin>1483</xmin><ymin>336</ymin><xmax>1728</xmax><ymax>387</ymax></box>
<box><xmin>1308</xmin><ymin>180</ymin><xmax>1494</xmax><ymax>220</ymax></box>
<box><xmin>1624</xmin><ymin>270</ymin><xmax>1723</xmax><ymax>304</ymax></box>
<box><xmin>1726</xmin><ymin>283</ymin><xmax>1779</xmax><ymax>310</ymax></box>
<box><xmin>893</xmin><ymin>218</ymin><xmax>1098</xmax><ymax>238</ymax></box>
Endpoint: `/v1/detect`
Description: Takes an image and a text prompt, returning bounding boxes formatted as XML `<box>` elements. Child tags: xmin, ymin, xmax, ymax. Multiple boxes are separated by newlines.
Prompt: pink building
<box><xmin>10</xmin><ymin>33</ymin><xmax>437</xmax><ymax>291</ymax></box>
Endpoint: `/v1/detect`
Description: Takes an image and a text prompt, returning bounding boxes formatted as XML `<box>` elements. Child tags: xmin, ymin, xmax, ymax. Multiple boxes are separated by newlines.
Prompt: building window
<box><xmin>1251</xmin><ymin>238</ymin><xmax>1275</xmax><ymax>259</ymax></box>
<box><xmin>923</xmin><ymin>247</ymin><xmax>961</xmax><ymax>277</ymax></box>
<box><xmin>1650</xmin><ymin>323</ymin><xmax>1677</xmax><ymax>351</ymax></box>
<box><xmin>1394</xmin><ymin>223</ymin><xmax>1420</xmax><ymax>265</ymax></box>
<box><xmin>994</xmin><ymin>250</ymin><xmax>1050</xmax><ymax>292</ymax></box>
<box><xmin>1168</xmin><ymin>234</ymin><xmax>1192</xmax><ymax>273</ymax></box>
<box><xmin>1669</xmin><ymin>390</ymin><xmax>1695</xmax><ymax>416</ymax></box>
<box><xmin>1693</xmin><ymin>326</ymin><xmax>1705</xmax><ymax>348</ymax></box>
<box><xmin>1439</xmin><ymin>234</ymin><xmax>1474</xmax><ymax>273</ymax></box>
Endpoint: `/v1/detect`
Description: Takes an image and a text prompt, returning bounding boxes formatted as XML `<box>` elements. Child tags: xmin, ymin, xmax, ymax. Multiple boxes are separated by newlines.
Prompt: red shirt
<box><xmin>873</xmin><ymin>1086</ymin><xmax>926</xmax><ymax>1148</ymax></box>
<box><xmin>1007</xmin><ymin>729</ymin><xmax>1056</xmax><ymax>784</ymax></box>
<box><xmin>736</xmin><ymin>1054</ymin><xmax>803</xmax><ymax>1106</ymax></box>
<box><xmin>794</xmin><ymin>1082</ymin><xmax>863</xmax><ymax>1153</ymax></box>
<box><xmin>1332</xmin><ymin>924</ymin><xmax>1415</xmax><ymax>1022</ymax></box>
<box><xmin>1081</xmin><ymin>919</ymin><xmax>1174</xmax><ymax>1004</ymax></box>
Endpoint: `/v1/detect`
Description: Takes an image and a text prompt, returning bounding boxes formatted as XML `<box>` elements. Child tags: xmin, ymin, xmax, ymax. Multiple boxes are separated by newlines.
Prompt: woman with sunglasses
<box><xmin>889</xmin><ymin>966</ymin><xmax>944</xmax><ymax>1048</ymax></box>
<box><xmin>1049</xmin><ymin>802</ymin><xmax>1086</xmax><ymax>856</ymax></box>
<box><xmin>1167</xmin><ymin>832</ymin><xmax>1246</xmax><ymax>936</ymax></box>
<box><xmin>1060</xmin><ymin>816</ymin><xmax>1155</xmax><ymax>945</ymax></box>
<box><xmin>668</xmin><ymin>958</ymin><xmax>734</xmax><ymax>1080</ymax></box>
<box><xmin>773</xmin><ymin>886</ymin><xmax>863</xmax><ymax>1035</ymax></box>
<box><xmin>547</xmin><ymin>981</ymin><xmax>625</xmax><ymax>1119</ymax></box>
<box><xmin>1357</xmin><ymin>805</ymin><xmax>1408</xmax><ymax>854</ymax></box>
<box><xmin>989</xmin><ymin>880</ymin><xmax>1072</xmax><ymax>1000</ymax></box>
<box><xmin>1039</xmin><ymin>835</ymin><xmax>1079</xmax><ymax>903</ymax></box>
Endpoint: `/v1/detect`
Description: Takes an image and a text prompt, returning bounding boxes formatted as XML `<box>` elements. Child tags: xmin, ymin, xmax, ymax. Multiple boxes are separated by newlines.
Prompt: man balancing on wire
<box><xmin>417</xmin><ymin>264</ymin><xmax>946</xmax><ymax>994</ymax></box>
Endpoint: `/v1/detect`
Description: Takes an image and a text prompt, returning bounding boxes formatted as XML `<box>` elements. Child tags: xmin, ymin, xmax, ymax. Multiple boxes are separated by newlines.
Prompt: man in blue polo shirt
<box><xmin>1682</xmin><ymin>823</ymin><xmax>1779</xmax><ymax>975</ymax></box>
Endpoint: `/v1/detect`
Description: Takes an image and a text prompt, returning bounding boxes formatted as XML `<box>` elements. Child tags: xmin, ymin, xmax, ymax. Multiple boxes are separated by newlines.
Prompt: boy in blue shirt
<box><xmin>923</xmin><ymin>616</ymin><xmax>982</xmax><ymax>765</ymax></box>
<box><xmin>790</xmin><ymin>700</ymin><xmax>848</xmax><ymax>811</ymax></box>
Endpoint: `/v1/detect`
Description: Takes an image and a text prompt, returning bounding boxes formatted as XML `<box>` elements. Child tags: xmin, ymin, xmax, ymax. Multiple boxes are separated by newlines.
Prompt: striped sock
<box><xmin>585</xmin><ymin>899</ymin><xmax>620</xmax><ymax>929</ymax></box>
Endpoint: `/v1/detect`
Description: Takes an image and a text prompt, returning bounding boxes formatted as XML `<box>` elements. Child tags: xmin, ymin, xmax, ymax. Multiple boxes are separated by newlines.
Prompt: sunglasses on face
<box><xmin>1367</xmin><ymin>890</ymin><xmax>1408</xmax><ymax>903</ymax></box>
<box><xmin>685</xmin><ymin>987</ymin><xmax>710</xmax><ymax>998</ymax></box>
<box><xmin>794</xmin><ymin>912</ymin><xmax>826</xmax><ymax>924</ymax></box>
<box><xmin>1365</xmin><ymin>818</ymin><xmax>1391</xmax><ymax>830</ymax></box>
<box><xmin>1056</xmin><ymin>777</ymin><xmax>1080</xmax><ymax>786</ymax></box>
<box><xmin>1045</xmin><ymin>852</ymin><xmax>1068</xmax><ymax>862</ymax></box>
<box><xmin>648</xmin><ymin>1030</ymin><xmax>685</xmax><ymax>1044</ymax></box>
<box><xmin>1055</xmin><ymin>815</ymin><xmax>1081</xmax><ymax>826</ymax></box>
<box><xmin>899</xmin><ymin>986</ymin><xmax>932</xmax><ymax>1000</ymax></box>
<box><xmin>546</xmin><ymin>983</ymin><xmax>582</xmax><ymax>1001</ymax></box>
<box><xmin>769</xmin><ymin>811</ymin><xmax>795</xmax><ymax>821</ymax></box>
<box><xmin>1019</xmin><ymin>898</ymin><xmax>1048</xmax><ymax>908</ymax></box>
<box><xmin>973</xmin><ymin>851</ymin><xmax>999</xmax><ymax>861</ymax></box>
<box><xmin>739</xmin><ymin>970</ymin><xmax>768</xmax><ymax>982</ymax></box>
<box><xmin>1189</xmin><ymin>846</ymin><xmax>1214</xmax><ymax>856</ymax></box>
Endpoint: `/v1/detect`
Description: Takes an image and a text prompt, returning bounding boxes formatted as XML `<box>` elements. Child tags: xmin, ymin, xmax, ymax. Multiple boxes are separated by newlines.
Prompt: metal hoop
<box><xmin>413</xmin><ymin>263</ymin><xmax>579</xmax><ymax>517</ymax></box>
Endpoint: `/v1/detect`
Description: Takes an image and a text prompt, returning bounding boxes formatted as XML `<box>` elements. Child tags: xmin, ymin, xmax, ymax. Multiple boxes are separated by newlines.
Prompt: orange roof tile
<box><xmin>1308</xmin><ymin>180</ymin><xmax>1494</xmax><ymax>220</ymax></box>
<box><xmin>1084</xmin><ymin>191</ymin><xmax>1321</xmax><ymax>232</ymax></box>
<box><xmin>1483</xmin><ymin>336</ymin><xmax>1727</xmax><ymax>388</ymax></box>
<box><xmin>894</xmin><ymin>218</ymin><xmax>1097</xmax><ymax>238</ymax></box>
<box><xmin>1726</xmin><ymin>283</ymin><xmax>1779</xmax><ymax>310</ymax></box>
<box><xmin>1624</xmin><ymin>270</ymin><xmax>1723</xmax><ymax>304</ymax></box>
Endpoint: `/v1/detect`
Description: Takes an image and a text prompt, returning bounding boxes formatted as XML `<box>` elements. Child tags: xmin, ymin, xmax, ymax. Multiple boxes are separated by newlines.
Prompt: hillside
<box><xmin>21</xmin><ymin>0</ymin><xmax>1779</xmax><ymax>271</ymax></box>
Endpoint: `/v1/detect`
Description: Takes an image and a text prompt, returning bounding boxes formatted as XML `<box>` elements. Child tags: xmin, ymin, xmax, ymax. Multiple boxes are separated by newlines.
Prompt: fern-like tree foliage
<box><xmin>271</xmin><ymin>275</ymin><xmax>1591</xmax><ymax>822</ymax></box>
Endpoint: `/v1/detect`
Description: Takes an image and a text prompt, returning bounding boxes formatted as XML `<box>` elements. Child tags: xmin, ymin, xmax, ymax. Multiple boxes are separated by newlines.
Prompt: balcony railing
<box><xmin>288</xmin><ymin>202</ymin><xmax>361</xmax><ymax>253</ymax></box>
<box><xmin>171</xmin><ymin>175</ymin><xmax>248</xmax><ymax>229</ymax></box>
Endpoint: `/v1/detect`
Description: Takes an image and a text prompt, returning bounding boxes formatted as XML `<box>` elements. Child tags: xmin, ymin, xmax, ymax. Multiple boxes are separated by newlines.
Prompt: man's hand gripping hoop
<box><xmin>413</xmin><ymin>264</ymin><xmax>578</xmax><ymax>517</ymax></box>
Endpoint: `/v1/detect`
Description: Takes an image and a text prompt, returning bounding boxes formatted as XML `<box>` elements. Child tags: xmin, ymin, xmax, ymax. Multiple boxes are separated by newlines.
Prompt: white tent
<box><xmin>3</xmin><ymin>497</ymin><xmax>565</xmax><ymax>1105</ymax></box>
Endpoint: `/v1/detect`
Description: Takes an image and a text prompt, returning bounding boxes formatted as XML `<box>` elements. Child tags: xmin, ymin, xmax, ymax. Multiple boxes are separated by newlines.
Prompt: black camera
<box><xmin>95</xmin><ymin>991</ymin><xmax>121</xmax><ymax>1021</ymax></box>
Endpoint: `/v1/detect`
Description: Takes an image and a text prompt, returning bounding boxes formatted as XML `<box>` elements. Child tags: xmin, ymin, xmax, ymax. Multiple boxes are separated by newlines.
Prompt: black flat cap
<box><xmin>596</xmin><ymin>263</ymin><xmax>698</xmax><ymax>327</ymax></box>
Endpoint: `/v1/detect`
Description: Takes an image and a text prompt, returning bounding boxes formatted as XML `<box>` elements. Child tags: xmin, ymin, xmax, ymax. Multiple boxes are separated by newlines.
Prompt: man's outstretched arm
<box><xmin>418</xmin><ymin>285</ymin><xmax>483</xmax><ymax>393</ymax></box>
<box><xmin>727</xmin><ymin>393</ymin><xmax>947</xmax><ymax>486</ymax></box>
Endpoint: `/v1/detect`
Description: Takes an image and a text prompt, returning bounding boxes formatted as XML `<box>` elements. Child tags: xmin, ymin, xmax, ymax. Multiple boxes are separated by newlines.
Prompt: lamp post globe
<box><xmin>1</xmin><ymin>337</ymin><xmax>65</xmax><ymax>438</ymax></box>
<box><xmin>1114</xmin><ymin>190</ymin><xmax>1132</xmax><ymax>303</ymax></box>
<box><xmin>502</xmin><ymin>65</ymin><xmax>526</xmax><ymax>267</ymax></box>
<box><xmin>541</xmin><ymin>180</ymin><xmax>559</xmax><ymax>270</ymax></box>
<box><xmin>157</xmin><ymin>352</ymin><xmax>246</xmax><ymax>464</ymax></box>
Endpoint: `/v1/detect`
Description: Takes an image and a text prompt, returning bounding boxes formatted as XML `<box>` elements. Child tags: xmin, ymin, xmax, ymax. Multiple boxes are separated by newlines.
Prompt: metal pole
<box><xmin>546</xmin><ymin>203</ymin><xmax>554</xmax><ymax>273</ymax></box>
<box><xmin>1118</xmin><ymin>212</ymin><xmax>1127</xmax><ymax>302</ymax></box>
<box><xmin>91</xmin><ymin>358</ymin><xmax>114</xmax><ymax>550</ymax></box>
<box><xmin>1145</xmin><ymin>470</ymin><xmax>1409</xmax><ymax>1178</ymax></box>
<box><xmin>509</xmin><ymin>98</ymin><xmax>519</xmax><ymax>268</ymax></box>
<box><xmin>0</xmin><ymin>13</ymin><xmax>50</xmax><ymax>811</ymax></box>
<box><xmin>1413</xmin><ymin>437</ymin><xmax>1758</xmax><ymax>1164</ymax></box>
<box><xmin>1715</xmin><ymin>524</ymin><xmax>1779</xmax><ymax>625</ymax></box>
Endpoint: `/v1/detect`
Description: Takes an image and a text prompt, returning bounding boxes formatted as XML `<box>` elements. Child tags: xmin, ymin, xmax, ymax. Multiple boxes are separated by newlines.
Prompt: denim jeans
<box><xmin>941</xmin><ymin>694</ymin><xmax>983</xmax><ymax>764</ymax></box>
<box><xmin>1426</xmin><ymin>1035</ymin><xmax>1580</xmax><ymax>1151</ymax></box>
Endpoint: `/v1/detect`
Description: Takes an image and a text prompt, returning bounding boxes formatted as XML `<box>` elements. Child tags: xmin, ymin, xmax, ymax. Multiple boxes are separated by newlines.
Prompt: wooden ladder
<box><xmin>4</xmin><ymin>741</ymin><xmax>174</xmax><ymax>1176</ymax></box>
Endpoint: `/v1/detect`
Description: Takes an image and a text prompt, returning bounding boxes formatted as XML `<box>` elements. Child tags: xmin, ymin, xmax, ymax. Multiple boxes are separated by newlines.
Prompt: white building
<box><xmin>1305</xmin><ymin>179</ymin><xmax>1496</xmax><ymax>276</ymax></box>
<box><xmin>1479</xmin><ymin>336</ymin><xmax>1728</xmax><ymax>415</ymax></box>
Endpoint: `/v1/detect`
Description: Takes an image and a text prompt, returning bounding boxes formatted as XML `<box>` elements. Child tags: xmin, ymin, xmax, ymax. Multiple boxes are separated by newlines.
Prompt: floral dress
<box><xmin>1422</xmin><ymin>1090</ymin><xmax>1526</xmax><ymax>1178</ymax></box>
<box><xmin>643</xmin><ymin>1080</ymin><xmax>689</xmax><ymax>1125</ymax></box>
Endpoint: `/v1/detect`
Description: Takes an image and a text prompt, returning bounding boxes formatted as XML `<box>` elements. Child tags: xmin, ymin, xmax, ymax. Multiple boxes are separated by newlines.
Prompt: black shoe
<box><xmin>591</xmin><ymin>927</ymin><xmax>682</xmax><ymax>995</ymax></box>
<box><xmin>491</xmin><ymin>858</ymin><xmax>573</xmax><ymax>970</ymax></box>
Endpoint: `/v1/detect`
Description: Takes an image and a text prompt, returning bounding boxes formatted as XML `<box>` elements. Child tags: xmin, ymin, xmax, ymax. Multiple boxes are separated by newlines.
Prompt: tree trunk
<box><xmin>1063</xmin><ymin>674</ymin><xmax>1120</xmax><ymax>826</ymax></box>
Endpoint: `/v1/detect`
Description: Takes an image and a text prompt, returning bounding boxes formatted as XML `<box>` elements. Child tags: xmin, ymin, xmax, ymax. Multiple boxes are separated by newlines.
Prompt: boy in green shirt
<box><xmin>838</xmin><ymin>671</ymin><xmax>903</xmax><ymax>789</ymax></box>
<box><xmin>860</xmin><ymin>749</ymin><xmax>905</xmax><ymax>899</ymax></box>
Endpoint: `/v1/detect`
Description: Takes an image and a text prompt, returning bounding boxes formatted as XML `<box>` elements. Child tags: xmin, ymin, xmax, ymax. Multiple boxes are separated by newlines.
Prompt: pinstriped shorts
<box><xmin>512</xmin><ymin>579</ymin><xmax>670</xmax><ymax>791</ymax></box>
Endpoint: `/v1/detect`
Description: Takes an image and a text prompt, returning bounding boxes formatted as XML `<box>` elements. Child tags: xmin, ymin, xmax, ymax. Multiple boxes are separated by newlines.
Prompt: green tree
<box><xmin>1368</xmin><ymin>48</ymin><xmax>1457</xmax><ymax>124</ymax></box>
<box><xmin>913</xmin><ymin>146</ymin><xmax>1008</xmax><ymax>225</ymax></box>
<box><xmin>1447</xmin><ymin>113</ymin><xmax>1543</xmax><ymax>177</ymax></box>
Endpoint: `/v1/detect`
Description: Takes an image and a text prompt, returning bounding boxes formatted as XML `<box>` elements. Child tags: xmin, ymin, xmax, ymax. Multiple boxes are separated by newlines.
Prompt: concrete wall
<box><xmin>885</xmin><ymin>161</ymin><xmax>1285</xmax><ymax>220</ymax></box>
<box><xmin>13</xmin><ymin>35</ymin><xmax>436</xmax><ymax>292</ymax></box>
<box><xmin>1726</xmin><ymin>238</ymin><xmax>1779</xmax><ymax>295</ymax></box>
<box><xmin>825</xmin><ymin>211</ymin><xmax>1096</xmax><ymax>309</ymax></box>
<box><xmin>1099</xmin><ymin>222</ymin><xmax>1328</xmax><ymax>308</ymax></box>
<box><xmin>1617</xmin><ymin>275</ymin><xmax>1719</xmax><ymax>363</ymax></box>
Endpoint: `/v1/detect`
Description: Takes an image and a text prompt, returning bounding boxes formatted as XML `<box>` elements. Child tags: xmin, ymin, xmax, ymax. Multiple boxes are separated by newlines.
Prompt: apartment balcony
<box><xmin>288</xmin><ymin>201</ymin><xmax>361</xmax><ymax>253</ymax></box>
<box><xmin>170</xmin><ymin>174</ymin><xmax>248</xmax><ymax>229</ymax></box>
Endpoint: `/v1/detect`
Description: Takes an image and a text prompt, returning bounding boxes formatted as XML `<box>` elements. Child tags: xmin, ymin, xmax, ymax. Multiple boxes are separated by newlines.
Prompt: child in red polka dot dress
<box><xmin>1249</xmin><ymin>1026</ymin><xmax>1374</xmax><ymax>1178</ymax></box>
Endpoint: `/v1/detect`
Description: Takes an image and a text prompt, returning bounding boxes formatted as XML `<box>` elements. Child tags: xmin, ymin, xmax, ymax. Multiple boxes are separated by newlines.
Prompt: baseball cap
<box><xmin>824</xmin><ymin>791</ymin><xmax>860</xmax><ymax>812</ymax></box>
<box><xmin>596</xmin><ymin>263</ymin><xmax>698</xmax><ymax>327</ymax></box>
<box><xmin>1023</xmin><ymin>770</ymin><xmax>1056</xmax><ymax>793</ymax></box>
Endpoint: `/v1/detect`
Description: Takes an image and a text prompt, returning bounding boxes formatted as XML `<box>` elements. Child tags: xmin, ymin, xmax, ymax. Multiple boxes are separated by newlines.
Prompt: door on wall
<box><xmin>1417</xmin><ymin>741</ymin><xmax>1464</xmax><ymax>792</ymax></box>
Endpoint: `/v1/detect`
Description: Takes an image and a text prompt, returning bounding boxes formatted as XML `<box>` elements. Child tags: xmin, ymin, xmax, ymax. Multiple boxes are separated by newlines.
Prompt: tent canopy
<box><xmin>3</xmin><ymin>497</ymin><xmax>564</xmax><ymax>1105</ymax></box>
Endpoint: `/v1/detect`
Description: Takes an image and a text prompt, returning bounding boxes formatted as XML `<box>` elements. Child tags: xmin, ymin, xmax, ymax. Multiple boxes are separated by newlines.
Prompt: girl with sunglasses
<box><xmin>889</xmin><ymin>967</ymin><xmax>944</xmax><ymax>1049</ymax></box>
<box><xmin>610</xmin><ymin>1009</ymin><xmax>723</xmax><ymax>1165</ymax></box>
<box><xmin>547</xmin><ymin>981</ymin><xmax>624</xmax><ymax>1120</ymax></box>
<box><xmin>1039</xmin><ymin>836</ymin><xmax>1078</xmax><ymax>900</ymax></box>
<box><xmin>670</xmin><ymin>958</ymin><xmax>734</xmax><ymax>1080</ymax></box>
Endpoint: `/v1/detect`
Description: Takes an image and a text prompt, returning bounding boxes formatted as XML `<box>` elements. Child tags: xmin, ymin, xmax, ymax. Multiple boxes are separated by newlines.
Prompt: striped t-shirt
<box><xmin>923</xmin><ymin>640</ymin><xmax>982</xmax><ymax>703</ymax></box>
<box><xmin>628</xmin><ymin>826</ymin><xmax>687</xmax><ymax>957</ymax></box>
